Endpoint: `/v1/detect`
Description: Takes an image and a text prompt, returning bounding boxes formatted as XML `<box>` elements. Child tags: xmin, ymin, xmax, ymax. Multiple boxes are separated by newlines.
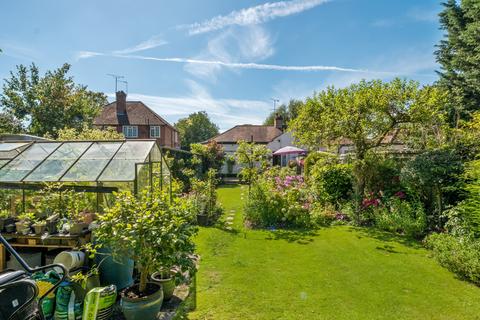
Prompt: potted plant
<box><xmin>71</xmin><ymin>266</ymin><xmax>101</xmax><ymax>294</ymax></box>
<box><xmin>94</xmin><ymin>187</ymin><xmax>197</xmax><ymax>320</ymax></box>
<box><xmin>32</xmin><ymin>218</ymin><xmax>47</xmax><ymax>235</ymax></box>
<box><xmin>65</xmin><ymin>191</ymin><xmax>90</xmax><ymax>235</ymax></box>
<box><xmin>0</xmin><ymin>209</ymin><xmax>14</xmax><ymax>232</ymax></box>
<box><xmin>150</xmin><ymin>268</ymin><xmax>176</xmax><ymax>301</ymax></box>
<box><xmin>15</xmin><ymin>212</ymin><xmax>35</xmax><ymax>235</ymax></box>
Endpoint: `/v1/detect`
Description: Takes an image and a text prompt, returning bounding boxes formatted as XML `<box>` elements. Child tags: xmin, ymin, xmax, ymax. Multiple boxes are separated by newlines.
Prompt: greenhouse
<box><xmin>0</xmin><ymin>140</ymin><xmax>171</xmax><ymax>212</ymax></box>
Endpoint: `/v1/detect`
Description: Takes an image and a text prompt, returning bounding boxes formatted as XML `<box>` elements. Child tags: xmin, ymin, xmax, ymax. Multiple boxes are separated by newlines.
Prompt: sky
<box><xmin>0</xmin><ymin>0</ymin><xmax>443</xmax><ymax>131</ymax></box>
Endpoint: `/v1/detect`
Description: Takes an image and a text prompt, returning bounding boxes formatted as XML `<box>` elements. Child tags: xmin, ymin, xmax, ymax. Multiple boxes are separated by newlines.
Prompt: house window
<box><xmin>123</xmin><ymin>125</ymin><xmax>138</xmax><ymax>138</ymax></box>
<box><xmin>150</xmin><ymin>126</ymin><xmax>161</xmax><ymax>138</ymax></box>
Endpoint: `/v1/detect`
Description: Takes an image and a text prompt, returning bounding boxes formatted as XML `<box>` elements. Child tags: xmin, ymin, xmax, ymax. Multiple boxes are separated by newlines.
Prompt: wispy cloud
<box><xmin>185</xmin><ymin>25</ymin><xmax>275</xmax><ymax>81</ymax></box>
<box><xmin>111</xmin><ymin>53</ymin><xmax>375</xmax><ymax>73</ymax></box>
<box><xmin>182</xmin><ymin>0</ymin><xmax>330</xmax><ymax>35</ymax></box>
<box><xmin>109</xmin><ymin>80</ymin><xmax>268</xmax><ymax>131</ymax></box>
<box><xmin>112</xmin><ymin>35</ymin><xmax>167</xmax><ymax>54</ymax></box>
<box><xmin>74</xmin><ymin>51</ymin><xmax>104</xmax><ymax>60</ymax></box>
<box><xmin>408</xmin><ymin>6</ymin><xmax>440</xmax><ymax>23</ymax></box>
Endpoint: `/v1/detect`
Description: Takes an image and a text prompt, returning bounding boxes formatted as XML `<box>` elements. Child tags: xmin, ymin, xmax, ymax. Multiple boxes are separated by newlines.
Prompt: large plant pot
<box><xmin>151</xmin><ymin>272</ymin><xmax>175</xmax><ymax>301</ymax></box>
<box><xmin>5</xmin><ymin>224</ymin><xmax>15</xmax><ymax>233</ymax></box>
<box><xmin>96</xmin><ymin>247</ymin><xmax>134</xmax><ymax>291</ymax></box>
<box><xmin>121</xmin><ymin>282</ymin><xmax>163</xmax><ymax>320</ymax></box>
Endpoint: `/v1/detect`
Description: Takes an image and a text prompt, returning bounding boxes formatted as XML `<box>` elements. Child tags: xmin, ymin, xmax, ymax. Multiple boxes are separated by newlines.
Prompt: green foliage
<box><xmin>436</xmin><ymin>0</ymin><xmax>480</xmax><ymax>125</ymax></box>
<box><xmin>263</xmin><ymin>99</ymin><xmax>304</xmax><ymax>127</ymax></box>
<box><xmin>190</xmin><ymin>169</ymin><xmax>223</xmax><ymax>224</ymax></box>
<box><xmin>56</xmin><ymin>124</ymin><xmax>124</xmax><ymax>140</ymax></box>
<box><xmin>0</xmin><ymin>111</ymin><xmax>23</xmax><ymax>134</ymax></box>
<box><xmin>235</xmin><ymin>140</ymin><xmax>271</xmax><ymax>190</ymax></box>
<box><xmin>446</xmin><ymin>158</ymin><xmax>480</xmax><ymax>238</ymax></box>
<box><xmin>94</xmin><ymin>187</ymin><xmax>197</xmax><ymax>293</ymax></box>
<box><xmin>0</xmin><ymin>209</ymin><xmax>10</xmax><ymax>219</ymax></box>
<box><xmin>225</xmin><ymin>155</ymin><xmax>235</xmax><ymax>174</ymax></box>
<box><xmin>17</xmin><ymin>211</ymin><xmax>36</xmax><ymax>223</ymax></box>
<box><xmin>361</xmin><ymin>153</ymin><xmax>402</xmax><ymax>197</ymax></box>
<box><xmin>191</xmin><ymin>140</ymin><xmax>225</xmax><ymax>173</ymax></box>
<box><xmin>425</xmin><ymin>233</ymin><xmax>480</xmax><ymax>285</ymax></box>
<box><xmin>0</xmin><ymin>63</ymin><xmax>107</xmax><ymax>137</ymax></box>
<box><xmin>244</xmin><ymin>167</ymin><xmax>312</xmax><ymax>228</ymax></box>
<box><xmin>372</xmin><ymin>197</ymin><xmax>427</xmax><ymax>239</ymax></box>
<box><xmin>175</xmin><ymin>111</ymin><xmax>219</xmax><ymax>150</ymax></box>
<box><xmin>309</xmin><ymin>162</ymin><xmax>353</xmax><ymax>206</ymax></box>
<box><xmin>291</xmin><ymin>79</ymin><xmax>447</xmax><ymax>221</ymax></box>
<box><xmin>303</xmin><ymin>151</ymin><xmax>337</xmax><ymax>177</ymax></box>
<box><xmin>400</xmin><ymin>148</ymin><xmax>464</xmax><ymax>229</ymax></box>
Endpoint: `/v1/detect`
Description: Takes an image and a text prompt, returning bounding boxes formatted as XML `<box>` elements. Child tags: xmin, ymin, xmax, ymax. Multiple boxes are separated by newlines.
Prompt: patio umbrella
<box><xmin>273</xmin><ymin>146</ymin><xmax>306</xmax><ymax>155</ymax></box>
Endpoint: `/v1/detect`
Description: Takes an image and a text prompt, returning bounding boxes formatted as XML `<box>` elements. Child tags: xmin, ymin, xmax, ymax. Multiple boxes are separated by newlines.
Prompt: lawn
<box><xmin>189</xmin><ymin>185</ymin><xmax>480</xmax><ymax>320</ymax></box>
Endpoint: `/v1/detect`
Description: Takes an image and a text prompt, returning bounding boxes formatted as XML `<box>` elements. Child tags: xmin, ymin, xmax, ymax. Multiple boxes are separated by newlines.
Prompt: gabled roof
<box><xmin>94</xmin><ymin>101</ymin><xmax>177</xmax><ymax>131</ymax></box>
<box><xmin>211</xmin><ymin>125</ymin><xmax>283</xmax><ymax>144</ymax></box>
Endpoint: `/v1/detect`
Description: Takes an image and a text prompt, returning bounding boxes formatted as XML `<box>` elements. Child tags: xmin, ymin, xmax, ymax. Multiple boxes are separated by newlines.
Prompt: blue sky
<box><xmin>0</xmin><ymin>0</ymin><xmax>443</xmax><ymax>131</ymax></box>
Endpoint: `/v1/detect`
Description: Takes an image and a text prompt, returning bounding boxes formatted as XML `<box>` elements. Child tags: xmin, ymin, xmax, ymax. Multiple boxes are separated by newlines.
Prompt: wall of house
<box><xmin>104</xmin><ymin>124</ymin><xmax>179</xmax><ymax>148</ymax></box>
<box><xmin>266</xmin><ymin>132</ymin><xmax>294</xmax><ymax>152</ymax></box>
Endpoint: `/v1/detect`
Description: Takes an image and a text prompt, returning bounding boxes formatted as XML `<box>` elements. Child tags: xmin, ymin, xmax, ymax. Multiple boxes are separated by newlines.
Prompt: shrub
<box><xmin>190</xmin><ymin>169</ymin><xmax>223</xmax><ymax>224</ymax></box>
<box><xmin>310</xmin><ymin>163</ymin><xmax>353</xmax><ymax>206</ymax></box>
<box><xmin>244</xmin><ymin>167</ymin><xmax>312</xmax><ymax>228</ymax></box>
<box><xmin>303</xmin><ymin>151</ymin><xmax>337</xmax><ymax>177</ymax></box>
<box><xmin>425</xmin><ymin>233</ymin><xmax>480</xmax><ymax>285</ymax></box>
<box><xmin>372</xmin><ymin>197</ymin><xmax>427</xmax><ymax>238</ymax></box>
<box><xmin>400</xmin><ymin>148</ymin><xmax>465</xmax><ymax>230</ymax></box>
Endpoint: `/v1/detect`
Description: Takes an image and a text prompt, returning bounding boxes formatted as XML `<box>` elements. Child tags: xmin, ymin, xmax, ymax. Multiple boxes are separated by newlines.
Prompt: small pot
<box><xmin>197</xmin><ymin>214</ymin><xmax>209</xmax><ymax>226</ymax></box>
<box><xmin>121</xmin><ymin>282</ymin><xmax>164</xmax><ymax>320</ymax></box>
<box><xmin>0</xmin><ymin>217</ymin><xmax>14</xmax><ymax>232</ymax></box>
<box><xmin>5</xmin><ymin>224</ymin><xmax>15</xmax><ymax>233</ymax></box>
<box><xmin>15</xmin><ymin>221</ymin><xmax>31</xmax><ymax>233</ymax></box>
<box><xmin>20</xmin><ymin>227</ymin><xmax>31</xmax><ymax>235</ymax></box>
<box><xmin>69</xmin><ymin>222</ymin><xmax>89</xmax><ymax>235</ymax></box>
<box><xmin>46</xmin><ymin>220</ymin><xmax>58</xmax><ymax>234</ymax></box>
<box><xmin>32</xmin><ymin>222</ymin><xmax>47</xmax><ymax>235</ymax></box>
<box><xmin>151</xmin><ymin>272</ymin><xmax>175</xmax><ymax>301</ymax></box>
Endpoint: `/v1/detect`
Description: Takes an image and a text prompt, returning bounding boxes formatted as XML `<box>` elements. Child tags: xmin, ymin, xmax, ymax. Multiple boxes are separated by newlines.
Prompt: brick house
<box><xmin>93</xmin><ymin>91</ymin><xmax>179</xmax><ymax>148</ymax></box>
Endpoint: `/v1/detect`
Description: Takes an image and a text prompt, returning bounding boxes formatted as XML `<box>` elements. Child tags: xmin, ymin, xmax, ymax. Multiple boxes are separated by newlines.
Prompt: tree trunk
<box><xmin>353</xmin><ymin>149</ymin><xmax>367</xmax><ymax>224</ymax></box>
<box><xmin>139</xmin><ymin>268</ymin><xmax>149</xmax><ymax>293</ymax></box>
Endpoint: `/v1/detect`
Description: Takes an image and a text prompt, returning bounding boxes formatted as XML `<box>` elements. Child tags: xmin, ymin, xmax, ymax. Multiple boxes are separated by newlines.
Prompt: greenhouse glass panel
<box><xmin>98</xmin><ymin>141</ymin><xmax>154</xmax><ymax>181</ymax></box>
<box><xmin>0</xmin><ymin>143</ymin><xmax>61</xmax><ymax>182</ymax></box>
<box><xmin>24</xmin><ymin>142</ymin><xmax>91</xmax><ymax>182</ymax></box>
<box><xmin>0</xmin><ymin>160</ymin><xmax>8</xmax><ymax>168</ymax></box>
<box><xmin>61</xmin><ymin>142</ymin><xmax>123</xmax><ymax>181</ymax></box>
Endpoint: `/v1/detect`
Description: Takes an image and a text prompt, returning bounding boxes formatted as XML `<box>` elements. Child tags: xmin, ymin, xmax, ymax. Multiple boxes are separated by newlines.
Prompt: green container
<box><xmin>121</xmin><ymin>283</ymin><xmax>163</xmax><ymax>320</ymax></box>
<box><xmin>151</xmin><ymin>272</ymin><xmax>175</xmax><ymax>301</ymax></box>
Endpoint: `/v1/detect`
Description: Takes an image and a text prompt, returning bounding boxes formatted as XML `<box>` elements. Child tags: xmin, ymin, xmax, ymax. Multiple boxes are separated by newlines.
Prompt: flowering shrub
<box><xmin>244</xmin><ymin>167</ymin><xmax>313</xmax><ymax>228</ymax></box>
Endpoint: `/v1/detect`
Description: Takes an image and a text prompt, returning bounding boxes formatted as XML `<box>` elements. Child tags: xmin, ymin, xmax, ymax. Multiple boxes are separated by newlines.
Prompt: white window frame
<box><xmin>123</xmin><ymin>125</ymin><xmax>138</xmax><ymax>138</ymax></box>
<box><xmin>150</xmin><ymin>125</ymin><xmax>161</xmax><ymax>138</ymax></box>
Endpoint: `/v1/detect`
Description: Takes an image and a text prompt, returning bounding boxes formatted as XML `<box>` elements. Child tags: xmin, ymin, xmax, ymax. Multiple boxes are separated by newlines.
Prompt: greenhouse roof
<box><xmin>0</xmin><ymin>140</ymin><xmax>158</xmax><ymax>183</ymax></box>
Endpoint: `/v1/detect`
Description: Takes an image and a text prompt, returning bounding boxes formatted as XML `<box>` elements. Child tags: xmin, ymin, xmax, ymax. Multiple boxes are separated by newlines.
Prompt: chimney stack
<box><xmin>274</xmin><ymin>114</ymin><xmax>284</xmax><ymax>131</ymax></box>
<box><xmin>116</xmin><ymin>91</ymin><xmax>127</xmax><ymax>115</ymax></box>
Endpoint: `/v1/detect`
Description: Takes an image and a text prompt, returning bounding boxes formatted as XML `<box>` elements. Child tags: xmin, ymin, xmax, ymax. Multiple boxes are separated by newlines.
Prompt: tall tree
<box><xmin>263</xmin><ymin>99</ymin><xmax>304</xmax><ymax>127</ymax></box>
<box><xmin>436</xmin><ymin>0</ymin><xmax>480</xmax><ymax>126</ymax></box>
<box><xmin>1</xmin><ymin>63</ymin><xmax>106</xmax><ymax>137</ymax></box>
<box><xmin>290</xmin><ymin>78</ymin><xmax>447</xmax><ymax>220</ymax></box>
<box><xmin>175</xmin><ymin>111</ymin><xmax>219</xmax><ymax>150</ymax></box>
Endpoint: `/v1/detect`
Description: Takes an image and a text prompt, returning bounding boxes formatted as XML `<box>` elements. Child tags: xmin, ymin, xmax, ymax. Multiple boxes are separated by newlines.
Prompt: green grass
<box><xmin>189</xmin><ymin>185</ymin><xmax>480</xmax><ymax>320</ymax></box>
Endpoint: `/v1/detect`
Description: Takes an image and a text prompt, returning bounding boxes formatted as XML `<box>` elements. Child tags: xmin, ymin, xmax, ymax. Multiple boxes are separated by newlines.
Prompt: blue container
<box><xmin>95</xmin><ymin>247</ymin><xmax>134</xmax><ymax>291</ymax></box>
